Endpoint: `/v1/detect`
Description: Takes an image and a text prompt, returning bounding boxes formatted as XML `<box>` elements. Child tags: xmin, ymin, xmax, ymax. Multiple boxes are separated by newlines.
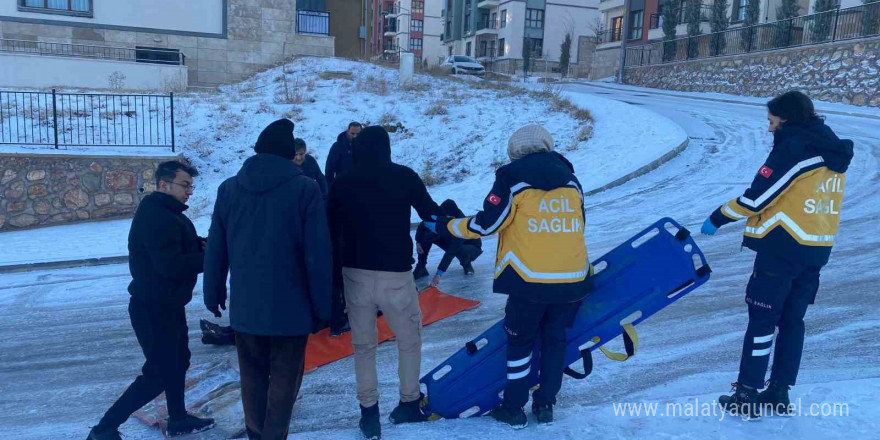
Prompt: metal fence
<box><xmin>0</xmin><ymin>38</ymin><xmax>186</xmax><ymax>65</ymax></box>
<box><xmin>296</xmin><ymin>10</ymin><xmax>330</xmax><ymax>36</ymax></box>
<box><xmin>626</xmin><ymin>4</ymin><xmax>880</xmax><ymax>68</ymax></box>
<box><xmin>0</xmin><ymin>90</ymin><xmax>176</xmax><ymax>151</ymax></box>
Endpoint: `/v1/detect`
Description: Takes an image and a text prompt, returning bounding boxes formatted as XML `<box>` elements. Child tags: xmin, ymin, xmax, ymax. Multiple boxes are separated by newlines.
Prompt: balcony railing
<box><xmin>477</xmin><ymin>18</ymin><xmax>500</xmax><ymax>31</ymax></box>
<box><xmin>297</xmin><ymin>10</ymin><xmax>330</xmax><ymax>35</ymax></box>
<box><xmin>627</xmin><ymin>4</ymin><xmax>880</xmax><ymax>67</ymax></box>
<box><xmin>595</xmin><ymin>28</ymin><xmax>624</xmax><ymax>44</ymax></box>
<box><xmin>0</xmin><ymin>38</ymin><xmax>186</xmax><ymax>65</ymax></box>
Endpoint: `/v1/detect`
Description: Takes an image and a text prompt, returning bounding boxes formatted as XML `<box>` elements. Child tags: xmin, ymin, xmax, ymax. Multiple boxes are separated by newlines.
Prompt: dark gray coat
<box><xmin>204</xmin><ymin>153</ymin><xmax>332</xmax><ymax>336</ymax></box>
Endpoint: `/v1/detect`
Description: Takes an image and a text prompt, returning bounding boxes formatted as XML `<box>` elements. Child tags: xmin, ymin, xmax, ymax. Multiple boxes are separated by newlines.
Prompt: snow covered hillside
<box><xmin>172</xmin><ymin>57</ymin><xmax>685</xmax><ymax>221</ymax></box>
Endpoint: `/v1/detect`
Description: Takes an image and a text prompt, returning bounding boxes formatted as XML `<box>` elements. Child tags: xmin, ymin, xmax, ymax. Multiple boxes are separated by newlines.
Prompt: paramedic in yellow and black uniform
<box><xmin>428</xmin><ymin>124</ymin><xmax>590</xmax><ymax>429</ymax></box>
<box><xmin>701</xmin><ymin>91</ymin><xmax>854</xmax><ymax>418</ymax></box>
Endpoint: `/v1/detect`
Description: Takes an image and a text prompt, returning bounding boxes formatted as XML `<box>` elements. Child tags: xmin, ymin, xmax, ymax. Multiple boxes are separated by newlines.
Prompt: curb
<box><xmin>583</xmin><ymin>137</ymin><xmax>690</xmax><ymax>197</ymax></box>
<box><xmin>565</xmin><ymin>82</ymin><xmax>880</xmax><ymax>121</ymax></box>
<box><xmin>0</xmin><ymin>255</ymin><xmax>129</xmax><ymax>274</ymax></box>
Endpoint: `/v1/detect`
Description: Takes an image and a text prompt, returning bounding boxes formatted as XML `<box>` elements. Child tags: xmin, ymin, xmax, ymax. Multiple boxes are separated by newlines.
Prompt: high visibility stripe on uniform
<box><xmin>507</xmin><ymin>366</ymin><xmax>531</xmax><ymax>380</ymax></box>
<box><xmin>468</xmin><ymin>183</ymin><xmax>531</xmax><ymax>235</ymax></box>
<box><xmin>722</xmin><ymin>202</ymin><xmax>748</xmax><ymax>220</ymax></box>
<box><xmin>449</xmin><ymin>218</ymin><xmax>468</xmax><ymax>238</ymax></box>
<box><xmin>507</xmin><ymin>354</ymin><xmax>532</xmax><ymax>368</ymax></box>
<box><xmin>738</xmin><ymin>157</ymin><xmax>824</xmax><ymax>209</ymax></box>
<box><xmin>751</xmin><ymin>347</ymin><xmax>772</xmax><ymax>356</ymax></box>
<box><xmin>753</xmin><ymin>334</ymin><xmax>774</xmax><ymax>344</ymax></box>
<box><xmin>495</xmin><ymin>251</ymin><xmax>588</xmax><ymax>281</ymax></box>
<box><xmin>744</xmin><ymin>212</ymin><xmax>836</xmax><ymax>243</ymax></box>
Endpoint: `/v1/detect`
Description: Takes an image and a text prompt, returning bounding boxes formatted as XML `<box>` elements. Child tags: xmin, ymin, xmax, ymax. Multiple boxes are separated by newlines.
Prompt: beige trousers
<box><xmin>342</xmin><ymin>267</ymin><xmax>423</xmax><ymax>408</ymax></box>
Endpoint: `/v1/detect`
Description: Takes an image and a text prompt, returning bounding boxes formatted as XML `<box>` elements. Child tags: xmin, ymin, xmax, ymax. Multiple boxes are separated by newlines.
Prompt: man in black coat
<box><xmin>324</xmin><ymin>121</ymin><xmax>362</xmax><ymax>189</ymax></box>
<box><xmin>88</xmin><ymin>161</ymin><xmax>215</xmax><ymax>440</ymax></box>
<box><xmin>293</xmin><ymin>138</ymin><xmax>328</xmax><ymax>199</ymax></box>
<box><xmin>203</xmin><ymin>119</ymin><xmax>332</xmax><ymax>440</ymax></box>
<box><xmin>327</xmin><ymin>126</ymin><xmax>441</xmax><ymax>440</ymax></box>
<box><xmin>414</xmin><ymin>199</ymin><xmax>483</xmax><ymax>284</ymax></box>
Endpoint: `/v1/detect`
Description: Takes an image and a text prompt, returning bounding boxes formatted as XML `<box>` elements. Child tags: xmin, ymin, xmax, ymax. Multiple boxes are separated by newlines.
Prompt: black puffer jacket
<box><xmin>204</xmin><ymin>153</ymin><xmax>332</xmax><ymax>336</ymax></box>
<box><xmin>127</xmin><ymin>192</ymin><xmax>204</xmax><ymax>308</ymax></box>
<box><xmin>325</xmin><ymin>131</ymin><xmax>354</xmax><ymax>189</ymax></box>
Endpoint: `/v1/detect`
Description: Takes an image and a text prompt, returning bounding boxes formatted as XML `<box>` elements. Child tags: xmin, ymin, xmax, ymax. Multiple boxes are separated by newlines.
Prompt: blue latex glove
<box><xmin>424</xmin><ymin>215</ymin><xmax>438</xmax><ymax>233</ymax></box>
<box><xmin>431</xmin><ymin>270</ymin><xmax>444</xmax><ymax>287</ymax></box>
<box><xmin>701</xmin><ymin>217</ymin><xmax>718</xmax><ymax>236</ymax></box>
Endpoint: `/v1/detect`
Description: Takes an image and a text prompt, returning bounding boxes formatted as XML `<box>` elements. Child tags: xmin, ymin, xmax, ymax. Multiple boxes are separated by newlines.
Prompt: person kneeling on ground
<box><xmin>413</xmin><ymin>199</ymin><xmax>483</xmax><ymax>286</ymax></box>
<box><xmin>700</xmin><ymin>91</ymin><xmax>853</xmax><ymax>419</ymax></box>
<box><xmin>426</xmin><ymin>124</ymin><xmax>591</xmax><ymax>429</ymax></box>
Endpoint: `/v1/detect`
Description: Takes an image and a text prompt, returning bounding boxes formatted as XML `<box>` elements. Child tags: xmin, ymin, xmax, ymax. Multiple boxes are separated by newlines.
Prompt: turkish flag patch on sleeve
<box><xmin>759</xmin><ymin>165</ymin><xmax>774</xmax><ymax>178</ymax></box>
<box><xmin>487</xmin><ymin>193</ymin><xmax>502</xmax><ymax>206</ymax></box>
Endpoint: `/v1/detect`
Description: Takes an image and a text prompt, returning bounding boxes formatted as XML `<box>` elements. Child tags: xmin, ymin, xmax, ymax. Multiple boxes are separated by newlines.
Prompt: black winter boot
<box><xmin>531</xmin><ymin>402</ymin><xmax>553</xmax><ymax>425</ymax></box>
<box><xmin>359</xmin><ymin>403</ymin><xmax>381</xmax><ymax>440</ymax></box>
<box><xmin>462</xmin><ymin>263</ymin><xmax>475</xmax><ymax>275</ymax></box>
<box><xmin>490</xmin><ymin>403</ymin><xmax>528</xmax><ymax>429</ymax></box>
<box><xmin>166</xmin><ymin>413</ymin><xmax>216</xmax><ymax>436</ymax></box>
<box><xmin>413</xmin><ymin>264</ymin><xmax>429</xmax><ymax>280</ymax></box>
<box><xmin>759</xmin><ymin>380</ymin><xmax>792</xmax><ymax>415</ymax></box>
<box><xmin>86</xmin><ymin>426</ymin><xmax>122</xmax><ymax>440</ymax></box>
<box><xmin>718</xmin><ymin>383</ymin><xmax>762</xmax><ymax>420</ymax></box>
<box><xmin>389</xmin><ymin>394</ymin><xmax>427</xmax><ymax>424</ymax></box>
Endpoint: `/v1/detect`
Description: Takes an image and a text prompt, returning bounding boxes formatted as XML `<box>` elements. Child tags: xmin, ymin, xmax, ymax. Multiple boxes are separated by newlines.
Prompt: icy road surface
<box><xmin>1</xmin><ymin>85</ymin><xmax>878</xmax><ymax>439</ymax></box>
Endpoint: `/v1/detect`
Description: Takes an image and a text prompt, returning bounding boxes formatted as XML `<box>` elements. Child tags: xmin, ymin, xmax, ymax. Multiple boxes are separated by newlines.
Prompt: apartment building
<box><xmin>369</xmin><ymin>0</ymin><xmax>444</xmax><ymax>65</ymax></box>
<box><xmin>442</xmin><ymin>0</ymin><xmax>600</xmax><ymax>75</ymax></box>
<box><xmin>0</xmin><ymin>0</ymin><xmax>360</xmax><ymax>90</ymax></box>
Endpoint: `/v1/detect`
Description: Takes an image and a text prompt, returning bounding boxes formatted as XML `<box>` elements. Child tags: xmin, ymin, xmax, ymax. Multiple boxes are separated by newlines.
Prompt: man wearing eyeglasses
<box><xmin>89</xmin><ymin>161</ymin><xmax>214</xmax><ymax>440</ymax></box>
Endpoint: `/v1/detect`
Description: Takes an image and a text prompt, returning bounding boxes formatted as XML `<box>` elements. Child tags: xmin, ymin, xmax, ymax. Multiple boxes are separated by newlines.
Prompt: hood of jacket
<box><xmin>502</xmin><ymin>151</ymin><xmax>578</xmax><ymax>191</ymax></box>
<box><xmin>352</xmin><ymin>126</ymin><xmax>392</xmax><ymax>166</ymax></box>
<box><xmin>775</xmin><ymin>117</ymin><xmax>854</xmax><ymax>173</ymax></box>
<box><xmin>236</xmin><ymin>153</ymin><xmax>302</xmax><ymax>194</ymax></box>
<box><xmin>439</xmin><ymin>199</ymin><xmax>466</xmax><ymax>218</ymax></box>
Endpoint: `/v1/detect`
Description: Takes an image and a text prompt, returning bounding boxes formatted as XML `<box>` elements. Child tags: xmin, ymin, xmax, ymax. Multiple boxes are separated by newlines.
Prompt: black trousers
<box><xmin>98</xmin><ymin>299</ymin><xmax>191</xmax><ymax>430</ymax></box>
<box><xmin>502</xmin><ymin>295</ymin><xmax>581</xmax><ymax>408</ymax></box>
<box><xmin>738</xmin><ymin>252</ymin><xmax>821</xmax><ymax>389</ymax></box>
<box><xmin>416</xmin><ymin>243</ymin><xmax>482</xmax><ymax>269</ymax></box>
<box><xmin>235</xmin><ymin>332</ymin><xmax>309</xmax><ymax>440</ymax></box>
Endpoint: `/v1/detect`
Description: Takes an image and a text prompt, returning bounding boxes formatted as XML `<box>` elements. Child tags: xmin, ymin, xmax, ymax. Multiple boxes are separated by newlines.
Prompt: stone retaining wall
<box><xmin>0</xmin><ymin>153</ymin><xmax>180</xmax><ymax>231</ymax></box>
<box><xmin>623</xmin><ymin>37</ymin><xmax>880</xmax><ymax>107</ymax></box>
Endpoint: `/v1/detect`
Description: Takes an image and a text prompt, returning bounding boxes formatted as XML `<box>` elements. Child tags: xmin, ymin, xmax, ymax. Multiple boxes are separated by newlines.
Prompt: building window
<box><xmin>526</xmin><ymin>38</ymin><xmax>543</xmax><ymax>57</ymax></box>
<box><xmin>489</xmin><ymin>39</ymin><xmax>496</xmax><ymax>57</ymax></box>
<box><xmin>19</xmin><ymin>0</ymin><xmax>92</xmax><ymax>17</ymax></box>
<box><xmin>611</xmin><ymin>16</ymin><xmax>623</xmax><ymax>42</ymax></box>
<box><xmin>411</xmin><ymin>38</ymin><xmax>423</xmax><ymax>51</ymax></box>
<box><xmin>466</xmin><ymin>41</ymin><xmax>472</xmax><ymax>56</ymax></box>
<box><xmin>734</xmin><ymin>0</ymin><xmax>748</xmax><ymax>22</ymax></box>
<box><xmin>412</xmin><ymin>19</ymin><xmax>424</xmax><ymax>32</ymax></box>
<box><xmin>498</xmin><ymin>38</ymin><xmax>505</xmax><ymax>56</ymax></box>
<box><xmin>526</xmin><ymin>9</ymin><xmax>544</xmax><ymax>29</ymax></box>
<box><xmin>479</xmin><ymin>40</ymin><xmax>487</xmax><ymax>57</ymax></box>
<box><xmin>465</xmin><ymin>0</ymin><xmax>471</xmax><ymax>33</ymax></box>
<box><xmin>135</xmin><ymin>47</ymin><xmax>182</xmax><ymax>65</ymax></box>
<box><xmin>446</xmin><ymin>20</ymin><xmax>452</xmax><ymax>37</ymax></box>
<box><xmin>629</xmin><ymin>10</ymin><xmax>644</xmax><ymax>40</ymax></box>
<box><xmin>413</xmin><ymin>1</ymin><xmax>424</xmax><ymax>15</ymax></box>
<box><xmin>500</xmin><ymin>9</ymin><xmax>507</xmax><ymax>28</ymax></box>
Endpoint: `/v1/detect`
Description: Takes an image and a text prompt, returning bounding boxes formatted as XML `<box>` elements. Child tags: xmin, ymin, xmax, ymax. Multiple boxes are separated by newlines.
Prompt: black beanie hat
<box><xmin>254</xmin><ymin>119</ymin><xmax>296</xmax><ymax>160</ymax></box>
